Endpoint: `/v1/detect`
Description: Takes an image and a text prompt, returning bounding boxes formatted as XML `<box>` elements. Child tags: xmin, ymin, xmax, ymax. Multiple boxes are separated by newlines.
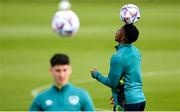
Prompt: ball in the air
<box><xmin>52</xmin><ymin>10</ymin><xmax>80</xmax><ymax>37</ymax></box>
<box><xmin>120</xmin><ymin>4</ymin><xmax>140</xmax><ymax>24</ymax></box>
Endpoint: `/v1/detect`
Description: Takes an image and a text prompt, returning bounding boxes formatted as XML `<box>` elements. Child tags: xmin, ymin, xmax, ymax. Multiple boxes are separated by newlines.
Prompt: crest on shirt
<box><xmin>45</xmin><ymin>99</ymin><xmax>53</xmax><ymax>106</ymax></box>
<box><xmin>68</xmin><ymin>95</ymin><xmax>79</xmax><ymax>105</ymax></box>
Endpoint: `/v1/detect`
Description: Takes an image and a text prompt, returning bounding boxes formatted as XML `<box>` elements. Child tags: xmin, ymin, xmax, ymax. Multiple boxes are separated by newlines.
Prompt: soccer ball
<box><xmin>52</xmin><ymin>10</ymin><xmax>80</xmax><ymax>37</ymax></box>
<box><xmin>58</xmin><ymin>0</ymin><xmax>71</xmax><ymax>10</ymax></box>
<box><xmin>120</xmin><ymin>4</ymin><xmax>140</xmax><ymax>24</ymax></box>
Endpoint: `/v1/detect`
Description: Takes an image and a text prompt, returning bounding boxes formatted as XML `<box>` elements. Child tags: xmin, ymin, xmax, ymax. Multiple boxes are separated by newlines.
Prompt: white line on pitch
<box><xmin>31</xmin><ymin>69</ymin><xmax>180</xmax><ymax>97</ymax></box>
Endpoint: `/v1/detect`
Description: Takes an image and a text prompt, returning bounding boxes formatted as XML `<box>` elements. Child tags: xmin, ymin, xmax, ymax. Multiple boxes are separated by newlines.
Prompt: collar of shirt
<box><xmin>52</xmin><ymin>83</ymin><xmax>70</xmax><ymax>91</ymax></box>
<box><xmin>115</xmin><ymin>43</ymin><xmax>131</xmax><ymax>51</ymax></box>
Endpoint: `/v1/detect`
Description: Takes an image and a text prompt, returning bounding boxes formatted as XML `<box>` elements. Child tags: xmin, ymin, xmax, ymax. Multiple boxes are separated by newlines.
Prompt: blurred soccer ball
<box><xmin>52</xmin><ymin>10</ymin><xmax>80</xmax><ymax>37</ymax></box>
<box><xmin>58</xmin><ymin>0</ymin><xmax>71</xmax><ymax>10</ymax></box>
<box><xmin>120</xmin><ymin>4</ymin><xmax>140</xmax><ymax>24</ymax></box>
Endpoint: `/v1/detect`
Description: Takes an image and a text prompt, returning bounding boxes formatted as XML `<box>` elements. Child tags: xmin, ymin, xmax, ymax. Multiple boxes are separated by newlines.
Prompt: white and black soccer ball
<box><xmin>52</xmin><ymin>10</ymin><xmax>80</xmax><ymax>37</ymax></box>
<box><xmin>120</xmin><ymin>4</ymin><xmax>140</xmax><ymax>24</ymax></box>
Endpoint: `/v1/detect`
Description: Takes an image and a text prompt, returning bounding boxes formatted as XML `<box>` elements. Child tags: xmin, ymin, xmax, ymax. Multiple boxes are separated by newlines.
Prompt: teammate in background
<box><xmin>29</xmin><ymin>53</ymin><xmax>95</xmax><ymax>111</ymax></box>
<box><xmin>91</xmin><ymin>24</ymin><xmax>146</xmax><ymax>111</ymax></box>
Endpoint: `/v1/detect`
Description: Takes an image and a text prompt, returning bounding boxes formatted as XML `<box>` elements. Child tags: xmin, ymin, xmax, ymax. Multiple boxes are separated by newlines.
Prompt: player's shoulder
<box><xmin>131</xmin><ymin>44</ymin><xmax>141</xmax><ymax>56</ymax></box>
<box><xmin>69</xmin><ymin>84</ymin><xmax>86</xmax><ymax>92</ymax></box>
<box><xmin>120</xmin><ymin>44</ymin><xmax>141</xmax><ymax>56</ymax></box>
<box><xmin>112</xmin><ymin>44</ymin><xmax>139</xmax><ymax>62</ymax></box>
<box><xmin>115</xmin><ymin>44</ymin><xmax>131</xmax><ymax>56</ymax></box>
<box><xmin>111</xmin><ymin>52</ymin><xmax>124</xmax><ymax>64</ymax></box>
<box><xmin>34</xmin><ymin>85</ymin><xmax>54</xmax><ymax>99</ymax></box>
<box><xmin>69</xmin><ymin>84</ymin><xmax>88</xmax><ymax>95</ymax></box>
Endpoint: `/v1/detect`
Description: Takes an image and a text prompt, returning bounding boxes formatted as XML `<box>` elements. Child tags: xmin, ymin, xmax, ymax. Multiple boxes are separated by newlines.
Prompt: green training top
<box><xmin>92</xmin><ymin>44</ymin><xmax>146</xmax><ymax>104</ymax></box>
<box><xmin>29</xmin><ymin>83</ymin><xmax>95</xmax><ymax>111</ymax></box>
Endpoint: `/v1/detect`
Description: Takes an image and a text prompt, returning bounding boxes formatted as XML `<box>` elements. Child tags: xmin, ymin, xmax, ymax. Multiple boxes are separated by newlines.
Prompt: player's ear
<box><xmin>69</xmin><ymin>65</ymin><xmax>72</xmax><ymax>75</ymax></box>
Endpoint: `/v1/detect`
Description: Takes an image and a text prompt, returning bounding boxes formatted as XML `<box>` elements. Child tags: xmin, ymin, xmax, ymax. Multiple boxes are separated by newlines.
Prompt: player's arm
<box><xmin>29</xmin><ymin>95</ymin><xmax>42</xmax><ymax>111</ymax></box>
<box><xmin>91</xmin><ymin>54</ymin><xmax>124</xmax><ymax>88</ymax></box>
<box><xmin>80</xmin><ymin>90</ymin><xmax>95</xmax><ymax>111</ymax></box>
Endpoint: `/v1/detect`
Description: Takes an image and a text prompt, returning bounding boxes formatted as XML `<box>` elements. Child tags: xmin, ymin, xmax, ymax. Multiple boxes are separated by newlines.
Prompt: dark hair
<box><xmin>50</xmin><ymin>53</ymin><xmax>70</xmax><ymax>67</ymax></box>
<box><xmin>123</xmin><ymin>24</ymin><xmax>139</xmax><ymax>43</ymax></box>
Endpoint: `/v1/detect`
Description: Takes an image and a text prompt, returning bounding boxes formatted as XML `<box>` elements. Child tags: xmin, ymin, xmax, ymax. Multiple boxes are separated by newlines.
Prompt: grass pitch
<box><xmin>0</xmin><ymin>1</ymin><xmax>180</xmax><ymax>110</ymax></box>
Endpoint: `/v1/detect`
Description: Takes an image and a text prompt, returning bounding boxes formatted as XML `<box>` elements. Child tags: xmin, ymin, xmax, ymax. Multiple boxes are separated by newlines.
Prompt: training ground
<box><xmin>0</xmin><ymin>0</ymin><xmax>180</xmax><ymax>110</ymax></box>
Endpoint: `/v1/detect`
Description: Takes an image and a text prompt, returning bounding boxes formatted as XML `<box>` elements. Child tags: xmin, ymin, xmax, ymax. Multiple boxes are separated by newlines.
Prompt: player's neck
<box><xmin>54</xmin><ymin>82</ymin><xmax>68</xmax><ymax>89</ymax></box>
<box><xmin>119</xmin><ymin>41</ymin><xmax>131</xmax><ymax>44</ymax></box>
<box><xmin>119</xmin><ymin>37</ymin><xmax>131</xmax><ymax>44</ymax></box>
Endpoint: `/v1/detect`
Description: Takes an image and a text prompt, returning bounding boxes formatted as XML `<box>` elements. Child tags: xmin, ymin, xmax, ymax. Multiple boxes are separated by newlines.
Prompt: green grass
<box><xmin>0</xmin><ymin>1</ymin><xmax>180</xmax><ymax>111</ymax></box>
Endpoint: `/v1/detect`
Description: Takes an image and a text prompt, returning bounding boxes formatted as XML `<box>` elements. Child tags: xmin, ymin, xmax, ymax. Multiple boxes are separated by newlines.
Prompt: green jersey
<box><xmin>92</xmin><ymin>44</ymin><xmax>146</xmax><ymax>104</ymax></box>
<box><xmin>29</xmin><ymin>83</ymin><xmax>95</xmax><ymax>111</ymax></box>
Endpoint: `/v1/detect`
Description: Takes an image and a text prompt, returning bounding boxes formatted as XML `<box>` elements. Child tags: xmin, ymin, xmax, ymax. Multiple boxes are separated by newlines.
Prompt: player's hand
<box><xmin>90</xmin><ymin>67</ymin><xmax>98</xmax><ymax>79</ymax></box>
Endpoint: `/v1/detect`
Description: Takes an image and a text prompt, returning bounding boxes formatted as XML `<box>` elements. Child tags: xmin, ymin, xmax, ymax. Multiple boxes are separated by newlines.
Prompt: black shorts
<box><xmin>124</xmin><ymin>101</ymin><xmax>146</xmax><ymax>111</ymax></box>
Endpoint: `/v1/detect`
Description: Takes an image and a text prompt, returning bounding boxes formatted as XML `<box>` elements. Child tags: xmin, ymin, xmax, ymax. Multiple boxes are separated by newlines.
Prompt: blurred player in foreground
<box><xmin>29</xmin><ymin>53</ymin><xmax>95</xmax><ymax>111</ymax></box>
<box><xmin>91</xmin><ymin>24</ymin><xmax>146</xmax><ymax>111</ymax></box>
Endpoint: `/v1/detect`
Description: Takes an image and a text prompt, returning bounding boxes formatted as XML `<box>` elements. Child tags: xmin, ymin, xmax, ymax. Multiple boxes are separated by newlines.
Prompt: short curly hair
<box><xmin>124</xmin><ymin>24</ymin><xmax>139</xmax><ymax>43</ymax></box>
<box><xmin>50</xmin><ymin>53</ymin><xmax>70</xmax><ymax>67</ymax></box>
